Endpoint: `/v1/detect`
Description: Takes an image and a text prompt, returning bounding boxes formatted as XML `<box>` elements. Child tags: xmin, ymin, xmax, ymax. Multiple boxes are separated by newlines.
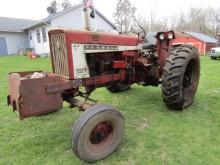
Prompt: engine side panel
<box><xmin>49</xmin><ymin>29</ymin><xmax>140</xmax><ymax>80</ymax></box>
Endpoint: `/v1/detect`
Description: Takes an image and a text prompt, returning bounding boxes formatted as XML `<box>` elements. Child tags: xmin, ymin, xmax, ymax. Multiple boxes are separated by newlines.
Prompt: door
<box><xmin>0</xmin><ymin>37</ymin><xmax>8</xmax><ymax>55</ymax></box>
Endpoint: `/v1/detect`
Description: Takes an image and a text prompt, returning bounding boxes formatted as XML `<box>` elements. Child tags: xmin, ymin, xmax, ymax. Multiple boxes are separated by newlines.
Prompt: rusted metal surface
<box><xmin>46</xmin><ymin>79</ymin><xmax>73</xmax><ymax>94</ymax></box>
<box><xmin>89</xmin><ymin>121</ymin><xmax>113</xmax><ymax>145</ymax></box>
<box><xmin>156</xmin><ymin>31</ymin><xmax>175</xmax><ymax>72</ymax></box>
<box><xmin>82</xmin><ymin>71</ymin><xmax>126</xmax><ymax>86</ymax></box>
<box><xmin>8</xmin><ymin>71</ymin><xmax>63</xmax><ymax>119</ymax></box>
<box><xmin>8</xmin><ymin>72</ymin><xmax>22</xmax><ymax>111</ymax></box>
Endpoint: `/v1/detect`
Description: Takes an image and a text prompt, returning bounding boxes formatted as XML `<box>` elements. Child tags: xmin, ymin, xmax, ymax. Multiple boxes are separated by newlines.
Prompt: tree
<box><xmin>173</xmin><ymin>7</ymin><xmax>220</xmax><ymax>37</ymax></box>
<box><xmin>47</xmin><ymin>0</ymin><xmax>59</xmax><ymax>15</ymax></box>
<box><xmin>135</xmin><ymin>13</ymin><xmax>168</xmax><ymax>33</ymax></box>
<box><xmin>114</xmin><ymin>4</ymin><xmax>220</xmax><ymax>37</ymax></box>
<box><xmin>62</xmin><ymin>0</ymin><xmax>72</xmax><ymax>10</ymax></box>
<box><xmin>114</xmin><ymin>0</ymin><xmax>136</xmax><ymax>33</ymax></box>
<box><xmin>208</xmin><ymin>8</ymin><xmax>220</xmax><ymax>36</ymax></box>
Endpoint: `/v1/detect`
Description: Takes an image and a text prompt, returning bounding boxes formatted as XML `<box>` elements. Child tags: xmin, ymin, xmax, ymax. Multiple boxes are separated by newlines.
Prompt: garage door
<box><xmin>0</xmin><ymin>37</ymin><xmax>8</xmax><ymax>55</ymax></box>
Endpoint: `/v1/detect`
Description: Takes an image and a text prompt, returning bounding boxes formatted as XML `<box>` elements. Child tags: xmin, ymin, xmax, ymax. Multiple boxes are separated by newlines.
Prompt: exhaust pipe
<box><xmin>83</xmin><ymin>0</ymin><xmax>91</xmax><ymax>31</ymax></box>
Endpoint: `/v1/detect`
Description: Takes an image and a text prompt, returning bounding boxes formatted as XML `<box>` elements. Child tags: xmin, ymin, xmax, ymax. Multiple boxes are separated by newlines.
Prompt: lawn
<box><xmin>0</xmin><ymin>56</ymin><xmax>220</xmax><ymax>165</ymax></box>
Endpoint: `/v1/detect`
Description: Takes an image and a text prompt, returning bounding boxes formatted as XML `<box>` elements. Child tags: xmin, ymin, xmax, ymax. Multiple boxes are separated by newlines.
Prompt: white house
<box><xmin>0</xmin><ymin>3</ymin><xmax>117</xmax><ymax>55</ymax></box>
<box><xmin>0</xmin><ymin>17</ymin><xmax>37</xmax><ymax>55</ymax></box>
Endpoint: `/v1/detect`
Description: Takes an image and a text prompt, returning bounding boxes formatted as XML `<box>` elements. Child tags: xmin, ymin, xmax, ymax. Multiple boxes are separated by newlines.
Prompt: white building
<box><xmin>0</xmin><ymin>17</ymin><xmax>37</xmax><ymax>55</ymax></box>
<box><xmin>0</xmin><ymin>3</ymin><xmax>117</xmax><ymax>55</ymax></box>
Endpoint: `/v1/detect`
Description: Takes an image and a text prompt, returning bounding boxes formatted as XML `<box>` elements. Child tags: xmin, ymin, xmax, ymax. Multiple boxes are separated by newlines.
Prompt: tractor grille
<box><xmin>91</xmin><ymin>34</ymin><xmax>100</xmax><ymax>42</ymax></box>
<box><xmin>50</xmin><ymin>33</ymin><xmax>69</xmax><ymax>78</ymax></box>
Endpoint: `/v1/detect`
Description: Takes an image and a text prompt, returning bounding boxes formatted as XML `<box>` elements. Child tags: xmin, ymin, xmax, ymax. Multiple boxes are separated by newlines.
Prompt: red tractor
<box><xmin>7</xmin><ymin>28</ymin><xmax>200</xmax><ymax>162</ymax></box>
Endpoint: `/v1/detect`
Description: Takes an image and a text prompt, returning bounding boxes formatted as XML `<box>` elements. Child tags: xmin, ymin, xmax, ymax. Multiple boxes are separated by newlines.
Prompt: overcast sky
<box><xmin>0</xmin><ymin>0</ymin><xmax>219</xmax><ymax>22</ymax></box>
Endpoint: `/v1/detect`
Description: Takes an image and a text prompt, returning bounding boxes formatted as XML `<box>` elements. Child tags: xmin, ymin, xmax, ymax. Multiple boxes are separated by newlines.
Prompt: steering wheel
<box><xmin>131</xmin><ymin>25</ymin><xmax>146</xmax><ymax>39</ymax></box>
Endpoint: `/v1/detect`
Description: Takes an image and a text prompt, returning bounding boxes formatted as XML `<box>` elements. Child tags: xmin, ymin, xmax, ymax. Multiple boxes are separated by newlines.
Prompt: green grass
<box><xmin>0</xmin><ymin>56</ymin><xmax>220</xmax><ymax>165</ymax></box>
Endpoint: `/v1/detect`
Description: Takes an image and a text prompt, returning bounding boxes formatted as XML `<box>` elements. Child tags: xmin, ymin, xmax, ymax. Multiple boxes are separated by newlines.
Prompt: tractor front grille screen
<box><xmin>50</xmin><ymin>33</ymin><xmax>69</xmax><ymax>78</ymax></box>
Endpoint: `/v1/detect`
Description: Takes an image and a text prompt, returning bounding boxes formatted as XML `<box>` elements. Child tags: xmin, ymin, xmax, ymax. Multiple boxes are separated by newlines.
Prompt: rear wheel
<box><xmin>71</xmin><ymin>105</ymin><xmax>124</xmax><ymax>163</ymax></box>
<box><xmin>162</xmin><ymin>44</ymin><xmax>200</xmax><ymax>110</ymax></box>
<box><xmin>107</xmin><ymin>83</ymin><xmax>130</xmax><ymax>93</ymax></box>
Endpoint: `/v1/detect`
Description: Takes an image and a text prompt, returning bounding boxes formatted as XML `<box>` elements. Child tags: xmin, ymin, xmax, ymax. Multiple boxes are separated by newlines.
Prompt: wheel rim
<box><xmin>88</xmin><ymin>121</ymin><xmax>114</xmax><ymax>150</ymax></box>
<box><xmin>182</xmin><ymin>59</ymin><xmax>199</xmax><ymax>103</ymax></box>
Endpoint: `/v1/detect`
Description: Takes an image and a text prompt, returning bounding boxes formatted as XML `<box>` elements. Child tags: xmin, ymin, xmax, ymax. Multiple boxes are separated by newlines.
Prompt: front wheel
<box><xmin>71</xmin><ymin>105</ymin><xmax>124</xmax><ymax>163</ymax></box>
<box><xmin>162</xmin><ymin>44</ymin><xmax>200</xmax><ymax>110</ymax></box>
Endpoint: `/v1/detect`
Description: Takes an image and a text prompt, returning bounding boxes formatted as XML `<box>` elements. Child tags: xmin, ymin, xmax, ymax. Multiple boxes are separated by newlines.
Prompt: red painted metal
<box><xmin>82</xmin><ymin>71</ymin><xmax>126</xmax><ymax>86</ymax></box>
<box><xmin>49</xmin><ymin>29</ymin><xmax>139</xmax><ymax>80</ymax></box>
<box><xmin>65</xmin><ymin>36</ymin><xmax>74</xmax><ymax>79</ymax></box>
<box><xmin>113</xmin><ymin>61</ymin><xmax>126</xmax><ymax>69</ymax></box>
<box><xmin>157</xmin><ymin>41</ymin><xmax>171</xmax><ymax>72</ymax></box>
<box><xmin>156</xmin><ymin>32</ymin><xmax>174</xmax><ymax>72</ymax></box>
<box><xmin>9</xmin><ymin>29</ymin><xmax>176</xmax><ymax>119</ymax></box>
<box><xmin>50</xmin><ymin>29</ymin><xmax>139</xmax><ymax>45</ymax></box>
<box><xmin>122</xmin><ymin>50</ymin><xmax>138</xmax><ymax>57</ymax></box>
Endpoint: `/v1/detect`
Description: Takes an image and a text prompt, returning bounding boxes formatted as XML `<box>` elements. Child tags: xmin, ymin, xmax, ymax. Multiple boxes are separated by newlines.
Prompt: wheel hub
<box><xmin>89</xmin><ymin>121</ymin><xmax>113</xmax><ymax>145</ymax></box>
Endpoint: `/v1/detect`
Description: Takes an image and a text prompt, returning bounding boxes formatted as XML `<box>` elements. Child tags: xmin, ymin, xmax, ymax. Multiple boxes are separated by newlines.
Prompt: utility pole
<box><xmin>83</xmin><ymin>0</ymin><xmax>91</xmax><ymax>31</ymax></box>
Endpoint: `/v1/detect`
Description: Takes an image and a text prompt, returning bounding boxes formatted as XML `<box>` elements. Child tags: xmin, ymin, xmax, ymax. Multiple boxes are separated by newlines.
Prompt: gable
<box><xmin>51</xmin><ymin>7</ymin><xmax>84</xmax><ymax>29</ymax></box>
<box><xmin>24</xmin><ymin>4</ymin><xmax>116</xmax><ymax>31</ymax></box>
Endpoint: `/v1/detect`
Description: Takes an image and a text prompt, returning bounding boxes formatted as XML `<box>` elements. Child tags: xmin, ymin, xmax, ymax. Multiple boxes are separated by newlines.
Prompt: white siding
<box><xmin>51</xmin><ymin>7</ymin><xmax>115</xmax><ymax>32</ymax></box>
<box><xmin>28</xmin><ymin>8</ymin><xmax>84</xmax><ymax>54</ymax></box>
<box><xmin>27</xmin><ymin>6</ymin><xmax>116</xmax><ymax>54</ymax></box>
<box><xmin>0</xmin><ymin>32</ymin><xmax>28</xmax><ymax>55</ymax></box>
<box><xmin>51</xmin><ymin>7</ymin><xmax>83</xmax><ymax>29</ymax></box>
<box><xmin>28</xmin><ymin>25</ymin><xmax>51</xmax><ymax>54</ymax></box>
<box><xmin>90</xmin><ymin>10</ymin><xmax>116</xmax><ymax>33</ymax></box>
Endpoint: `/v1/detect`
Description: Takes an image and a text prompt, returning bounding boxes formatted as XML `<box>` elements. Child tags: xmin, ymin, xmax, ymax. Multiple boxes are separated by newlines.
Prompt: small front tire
<box><xmin>71</xmin><ymin>105</ymin><xmax>125</xmax><ymax>163</ymax></box>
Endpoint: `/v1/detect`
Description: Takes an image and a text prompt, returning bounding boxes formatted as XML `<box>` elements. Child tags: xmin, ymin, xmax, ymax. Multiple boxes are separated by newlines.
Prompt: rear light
<box><xmin>156</xmin><ymin>31</ymin><xmax>175</xmax><ymax>40</ymax></box>
<box><xmin>159</xmin><ymin>34</ymin><xmax>165</xmax><ymax>40</ymax></box>
<box><xmin>168</xmin><ymin>32</ymin><xmax>174</xmax><ymax>39</ymax></box>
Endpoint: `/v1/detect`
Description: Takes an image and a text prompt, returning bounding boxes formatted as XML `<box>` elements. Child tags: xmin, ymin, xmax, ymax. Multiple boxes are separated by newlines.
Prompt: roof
<box><xmin>0</xmin><ymin>17</ymin><xmax>37</xmax><ymax>33</ymax></box>
<box><xmin>183</xmin><ymin>31</ymin><xmax>217</xmax><ymax>43</ymax></box>
<box><xmin>24</xmin><ymin>3</ymin><xmax>117</xmax><ymax>30</ymax></box>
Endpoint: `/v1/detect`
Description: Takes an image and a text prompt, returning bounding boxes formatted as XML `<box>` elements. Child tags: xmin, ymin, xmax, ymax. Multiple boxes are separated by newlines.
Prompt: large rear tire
<box><xmin>71</xmin><ymin>105</ymin><xmax>124</xmax><ymax>163</ymax></box>
<box><xmin>162</xmin><ymin>44</ymin><xmax>200</xmax><ymax>110</ymax></box>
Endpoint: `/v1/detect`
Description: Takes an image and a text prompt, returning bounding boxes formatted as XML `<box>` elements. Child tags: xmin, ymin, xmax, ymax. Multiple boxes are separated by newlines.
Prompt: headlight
<box><xmin>159</xmin><ymin>33</ymin><xmax>165</xmax><ymax>40</ymax></box>
<box><xmin>168</xmin><ymin>32</ymin><xmax>174</xmax><ymax>39</ymax></box>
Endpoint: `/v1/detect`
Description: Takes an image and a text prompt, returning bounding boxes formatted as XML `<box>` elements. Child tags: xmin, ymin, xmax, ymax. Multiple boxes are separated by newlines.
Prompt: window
<box><xmin>36</xmin><ymin>29</ymin><xmax>41</xmax><ymax>43</ymax></box>
<box><xmin>42</xmin><ymin>27</ymin><xmax>47</xmax><ymax>42</ymax></box>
